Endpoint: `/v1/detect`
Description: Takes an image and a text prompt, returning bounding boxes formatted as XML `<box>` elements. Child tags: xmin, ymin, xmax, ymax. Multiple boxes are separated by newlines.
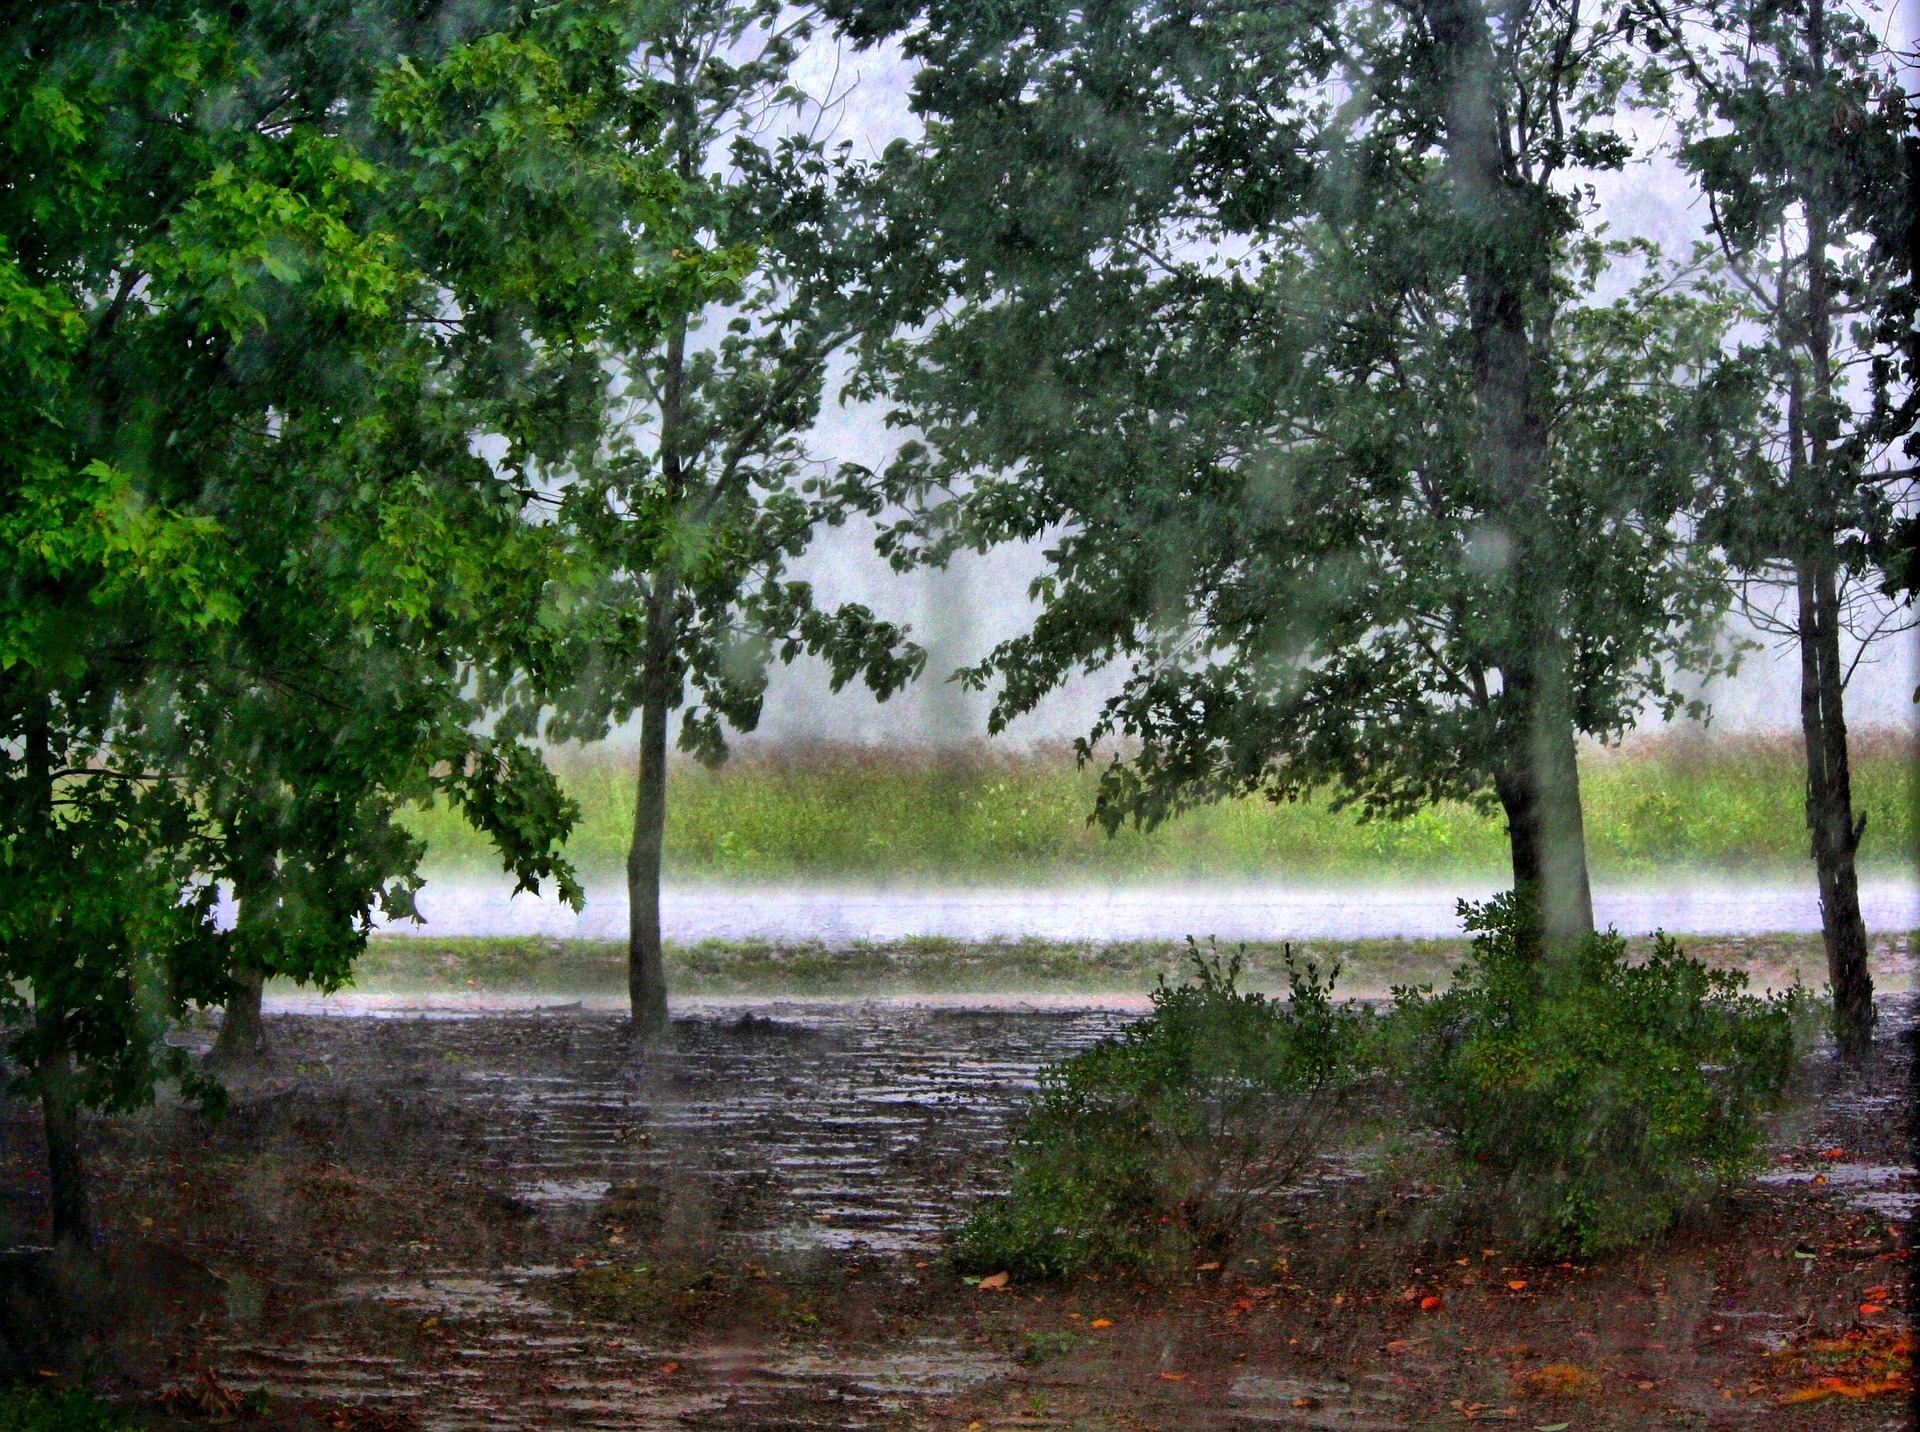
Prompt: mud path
<box><xmin>0</xmin><ymin>998</ymin><xmax>1912</xmax><ymax>1431</ymax></box>
<box><xmin>25</xmin><ymin>1005</ymin><xmax>1136</xmax><ymax>1429</ymax></box>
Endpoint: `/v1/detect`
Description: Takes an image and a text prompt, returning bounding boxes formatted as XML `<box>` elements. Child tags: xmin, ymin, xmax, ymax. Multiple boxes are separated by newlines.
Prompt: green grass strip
<box><xmin>404</xmin><ymin>733</ymin><xmax>1918</xmax><ymax>882</ymax></box>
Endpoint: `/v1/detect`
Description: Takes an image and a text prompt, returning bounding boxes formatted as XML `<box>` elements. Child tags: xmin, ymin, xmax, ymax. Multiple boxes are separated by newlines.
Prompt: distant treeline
<box><xmin>407</xmin><ymin>731</ymin><xmax>1918</xmax><ymax>881</ymax></box>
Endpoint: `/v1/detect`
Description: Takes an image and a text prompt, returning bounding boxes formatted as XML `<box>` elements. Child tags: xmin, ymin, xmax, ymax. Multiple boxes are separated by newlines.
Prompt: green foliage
<box><xmin>1672</xmin><ymin>0</ymin><xmax>1912</xmax><ymax>579</ymax></box>
<box><xmin>953</xmin><ymin>941</ymin><xmax>1368</xmax><ymax>1280</ymax></box>
<box><xmin>830</xmin><ymin>0</ymin><xmax>1750</xmax><ymax>930</ymax></box>
<box><xmin>0</xmin><ymin>1386</ymin><xmax>133</xmax><ymax>1432</ymax></box>
<box><xmin>0</xmin><ymin>1</ymin><xmax>685</xmax><ymax>1207</ymax></box>
<box><xmin>1388</xmin><ymin>891</ymin><xmax>1807</xmax><ymax>1255</ymax></box>
<box><xmin>543</xmin><ymin>1</ymin><xmax>922</xmax><ymax>761</ymax></box>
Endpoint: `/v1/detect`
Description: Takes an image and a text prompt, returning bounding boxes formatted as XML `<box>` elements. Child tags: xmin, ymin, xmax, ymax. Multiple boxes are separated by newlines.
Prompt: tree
<box><xmin>1657</xmin><ymin>0</ymin><xmax>1915</xmax><ymax>1055</ymax></box>
<box><xmin>0</xmin><ymin>0</ymin><xmax>667</xmax><ymax>1243</ymax></box>
<box><xmin>543</xmin><ymin>0</ymin><xmax>922</xmax><ymax>1035</ymax></box>
<box><xmin>830</xmin><ymin>0</ymin><xmax>1748</xmax><ymax>953</ymax></box>
<box><xmin>181</xmin><ymin>0</ymin><xmax>687</xmax><ymax>1064</ymax></box>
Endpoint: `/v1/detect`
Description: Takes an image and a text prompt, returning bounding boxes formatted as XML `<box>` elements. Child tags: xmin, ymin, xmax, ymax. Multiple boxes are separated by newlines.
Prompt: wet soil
<box><xmin>348</xmin><ymin>930</ymin><xmax>1904</xmax><ymax>1000</ymax></box>
<box><xmin>0</xmin><ymin>995</ymin><xmax>1911</xmax><ymax>1431</ymax></box>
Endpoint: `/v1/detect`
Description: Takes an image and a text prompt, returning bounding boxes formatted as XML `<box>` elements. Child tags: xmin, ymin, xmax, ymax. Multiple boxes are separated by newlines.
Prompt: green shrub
<box><xmin>0</xmin><ymin>1387</ymin><xmax>134</xmax><ymax>1432</ymax></box>
<box><xmin>952</xmin><ymin>941</ymin><xmax>1369</xmax><ymax>1280</ymax></box>
<box><xmin>1389</xmin><ymin>891</ymin><xmax>1808</xmax><ymax>1255</ymax></box>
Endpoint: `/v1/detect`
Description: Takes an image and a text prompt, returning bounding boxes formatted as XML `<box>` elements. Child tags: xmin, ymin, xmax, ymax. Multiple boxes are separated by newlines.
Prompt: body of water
<box><xmin>381</xmin><ymin>874</ymin><xmax>1920</xmax><ymax>945</ymax></box>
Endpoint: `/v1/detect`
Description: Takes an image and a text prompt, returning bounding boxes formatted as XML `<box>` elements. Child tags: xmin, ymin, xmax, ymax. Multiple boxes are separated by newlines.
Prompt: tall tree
<box><xmin>183</xmin><ymin>0</ymin><xmax>684</xmax><ymax>1064</ymax></box>
<box><xmin>0</xmin><ymin>0</ymin><xmax>666</xmax><ymax>1242</ymax></box>
<box><xmin>830</xmin><ymin>0</ymin><xmax>1747</xmax><ymax>953</ymax></box>
<box><xmin>544</xmin><ymin>0</ymin><xmax>922</xmax><ymax>1036</ymax></box>
<box><xmin>1657</xmin><ymin>0</ymin><xmax>1915</xmax><ymax>1055</ymax></box>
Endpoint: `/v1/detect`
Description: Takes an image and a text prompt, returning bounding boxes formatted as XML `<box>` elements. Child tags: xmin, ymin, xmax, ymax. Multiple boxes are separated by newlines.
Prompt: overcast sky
<box><xmin>657</xmin><ymin>5</ymin><xmax>1920</xmax><ymax>751</ymax></box>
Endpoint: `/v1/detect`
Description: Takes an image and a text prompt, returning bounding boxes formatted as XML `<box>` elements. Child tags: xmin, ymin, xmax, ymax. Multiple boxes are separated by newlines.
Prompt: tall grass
<box><xmin>407</xmin><ymin>731</ymin><xmax>1917</xmax><ymax>881</ymax></box>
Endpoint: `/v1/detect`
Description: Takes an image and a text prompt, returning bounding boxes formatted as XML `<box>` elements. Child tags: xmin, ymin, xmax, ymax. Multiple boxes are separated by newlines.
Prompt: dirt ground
<box><xmin>0</xmin><ymin>989</ymin><xmax>1911</xmax><ymax>1431</ymax></box>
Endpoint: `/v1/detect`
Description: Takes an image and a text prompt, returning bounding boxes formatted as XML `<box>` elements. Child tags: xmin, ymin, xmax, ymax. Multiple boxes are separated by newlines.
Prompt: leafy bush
<box><xmin>953</xmin><ymin>941</ymin><xmax>1369</xmax><ymax>1280</ymax></box>
<box><xmin>1389</xmin><ymin>891</ymin><xmax>1807</xmax><ymax>1254</ymax></box>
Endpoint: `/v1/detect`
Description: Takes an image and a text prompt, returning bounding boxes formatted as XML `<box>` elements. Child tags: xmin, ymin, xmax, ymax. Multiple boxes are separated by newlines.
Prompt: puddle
<box><xmin>517</xmin><ymin>1179</ymin><xmax>614</xmax><ymax>1205</ymax></box>
<box><xmin>1752</xmin><ymin>1162</ymin><xmax>1920</xmax><ymax>1217</ymax></box>
<box><xmin>765</xmin><ymin>1339</ymin><xmax>1014</xmax><ymax>1397</ymax></box>
<box><xmin>204</xmin><ymin>1003</ymin><xmax>1135</xmax><ymax>1428</ymax></box>
<box><xmin>1716</xmin><ymin>1309</ymin><xmax>1801</xmax><ymax>1353</ymax></box>
<box><xmin>1228</xmin><ymin>1372</ymin><xmax>1410</xmax><ymax>1429</ymax></box>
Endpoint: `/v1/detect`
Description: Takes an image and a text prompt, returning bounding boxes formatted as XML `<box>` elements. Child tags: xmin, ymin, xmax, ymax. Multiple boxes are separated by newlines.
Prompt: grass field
<box><xmin>407</xmin><ymin>730</ymin><xmax>1917</xmax><ymax>882</ymax></box>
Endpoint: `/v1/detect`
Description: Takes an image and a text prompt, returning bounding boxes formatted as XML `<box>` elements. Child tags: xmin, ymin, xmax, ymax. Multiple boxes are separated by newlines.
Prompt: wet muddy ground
<box><xmin>0</xmin><ymin>993</ymin><xmax>1911</xmax><ymax>1431</ymax></box>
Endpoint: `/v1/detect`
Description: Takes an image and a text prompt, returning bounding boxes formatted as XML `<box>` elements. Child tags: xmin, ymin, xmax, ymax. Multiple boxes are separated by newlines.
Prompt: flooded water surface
<box><xmin>193</xmin><ymin>1003</ymin><xmax>1134</xmax><ymax>1429</ymax></box>
<box><xmin>6</xmin><ymin>993</ymin><xmax>1903</xmax><ymax>1430</ymax></box>
<box><xmin>384</xmin><ymin>876</ymin><xmax>1920</xmax><ymax>944</ymax></box>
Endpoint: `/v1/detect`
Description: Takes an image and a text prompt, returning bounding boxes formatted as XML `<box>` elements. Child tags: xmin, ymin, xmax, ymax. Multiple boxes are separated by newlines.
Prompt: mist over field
<box><xmin>731</xmin><ymin>528</ymin><xmax>1920</xmax><ymax>751</ymax></box>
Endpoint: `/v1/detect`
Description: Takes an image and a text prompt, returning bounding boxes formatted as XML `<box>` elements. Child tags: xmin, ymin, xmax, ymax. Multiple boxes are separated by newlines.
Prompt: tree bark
<box><xmin>38</xmin><ymin>1039</ymin><xmax>91</xmax><ymax>1251</ymax></box>
<box><xmin>1494</xmin><ymin>666</ymin><xmax>1596</xmax><ymax>957</ymax></box>
<box><xmin>627</xmin><ymin>294</ymin><xmax>689</xmax><ymax>1039</ymax></box>
<box><xmin>22</xmin><ymin>700</ymin><xmax>92</xmax><ymax>1248</ymax></box>
<box><xmin>1787</xmin><ymin>0</ymin><xmax>1873</xmax><ymax>1058</ymax></box>
<box><xmin>209</xmin><ymin>967</ymin><xmax>267</xmax><ymax>1065</ymax></box>
<box><xmin>1797</xmin><ymin>555</ymin><xmax>1875</xmax><ymax>1056</ymax></box>
<box><xmin>209</xmin><ymin>868</ymin><xmax>271</xmax><ymax>1065</ymax></box>
<box><xmin>1424</xmin><ymin>0</ymin><xmax>1596</xmax><ymax>955</ymax></box>
<box><xmin>627</xmin><ymin>570</ymin><xmax>678</xmax><ymax>1038</ymax></box>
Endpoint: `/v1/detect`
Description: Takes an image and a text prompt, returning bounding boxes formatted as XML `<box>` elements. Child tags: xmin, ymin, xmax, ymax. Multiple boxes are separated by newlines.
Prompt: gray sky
<box><xmin>673</xmin><ymin>6</ymin><xmax>1920</xmax><ymax>751</ymax></box>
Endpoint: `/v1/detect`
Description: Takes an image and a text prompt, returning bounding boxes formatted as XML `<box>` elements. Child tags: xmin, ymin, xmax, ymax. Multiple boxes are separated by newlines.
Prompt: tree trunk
<box><xmin>1494</xmin><ymin>668</ymin><xmax>1597</xmax><ymax>957</ymax></box>
<box><xmin>209</xmin><ymin>967</ymin><xmax>267</xmax><ymax>1065</ymax></box>
<box><xmin>1788</xmin><ymin>0</ymin><xmax>1873</xmax><ymax>1058</ymax></box>
<box><xmin>210</xmin><ymin>870</ymin><xmax>270</xmax><ymax>1065</ymax></box>
<box><xmin>627</xmin><ymin>285</ymin><xmax>690</xmax><ymax>1039</ymax></box>
<box><xmin>1528</xmin><ymin>659</ymin><xmax>1596</xmax><ymax>953</ymax></box>
<box><xmin>38</xmin><ymin>1041</ymin><xmax>91</xmax><ymax>1251</ymax></box>
<box><xmin>627</xmin><ymin>572</ymin><xmax>678</xmax><ymax>1038</ymax></box>
<box><xmin>1796</xmin><ymin>555</ymin><xmax>1875</xmax><ymax>1056</ymax></box>
<box><xmin>1424</xmin><ymin>0</ymin><xmax>1595</xmax><ymax>957</ymax></box>
<box><xmin>22</xmin><ymin>700</ymin><xmax>91</xmax><ymax>1248</ymax></box>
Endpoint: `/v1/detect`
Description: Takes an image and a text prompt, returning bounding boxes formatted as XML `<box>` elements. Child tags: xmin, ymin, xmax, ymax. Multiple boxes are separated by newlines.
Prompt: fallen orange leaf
<box><xmin>976</xmin><ymin>1271</ymin><xmax>1009</xmax><ymax>1290</ymax></box>
<box><xmin>1778</xmin><ymin>1375</ymin><xmax>1910</xmax><ymax>1404</ymax></box>
<box><xmin>1860</xmin><ymin>1304</ymin><xmax>1886</xmax><ymax>1316</ymax></box>
<box><xmin>1090</xmin><ymin>1317</ymin><xmax>1113</xmax><ymax>1328</ymax></box>
<box><xmin>1158</xmin><ymin>1372</ymin><xmax>1187</xmax><ymax>1381</ymax></box>
<box><xmin>1507</xmin><ymin>1280</ymin><xmax>1528</xmax><ymax>1291</ymax></box>
<box><xmin>660</xmin><ymin>1361</ymin><xmax>679</xmax><ymax>1375</ymax></box>
<box><xmin>1420</xmin><ymin>1295</ymin><xmax>1443</xmax><ymax>1310</ymax></box>
<box><xmin>1863</xmin><ymin>1286</ymin><xmax>1890</xmax><ymax>1300</ymax></box>
<box><xmin>1522</xmin><ymin>1364</ymin><xmax>1594</xmax><ymax>1396</ymax></box>
<box><xmin>1195</xmin><ymin>1261</ymin><xmax>1222</xmax><ymax>1271</ymax></box>
<box><xmin>1819</xmin><ymin>1147</ymin><xmax>1846</xmax><ymax>1160</ymax></box>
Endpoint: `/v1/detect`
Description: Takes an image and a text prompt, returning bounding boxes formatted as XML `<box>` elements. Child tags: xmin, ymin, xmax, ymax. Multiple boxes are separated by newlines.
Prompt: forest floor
<box><xmin>0</xmin><ymin>942</ymin><xmax>1912</xmax><ymax>1431</ymax></box>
